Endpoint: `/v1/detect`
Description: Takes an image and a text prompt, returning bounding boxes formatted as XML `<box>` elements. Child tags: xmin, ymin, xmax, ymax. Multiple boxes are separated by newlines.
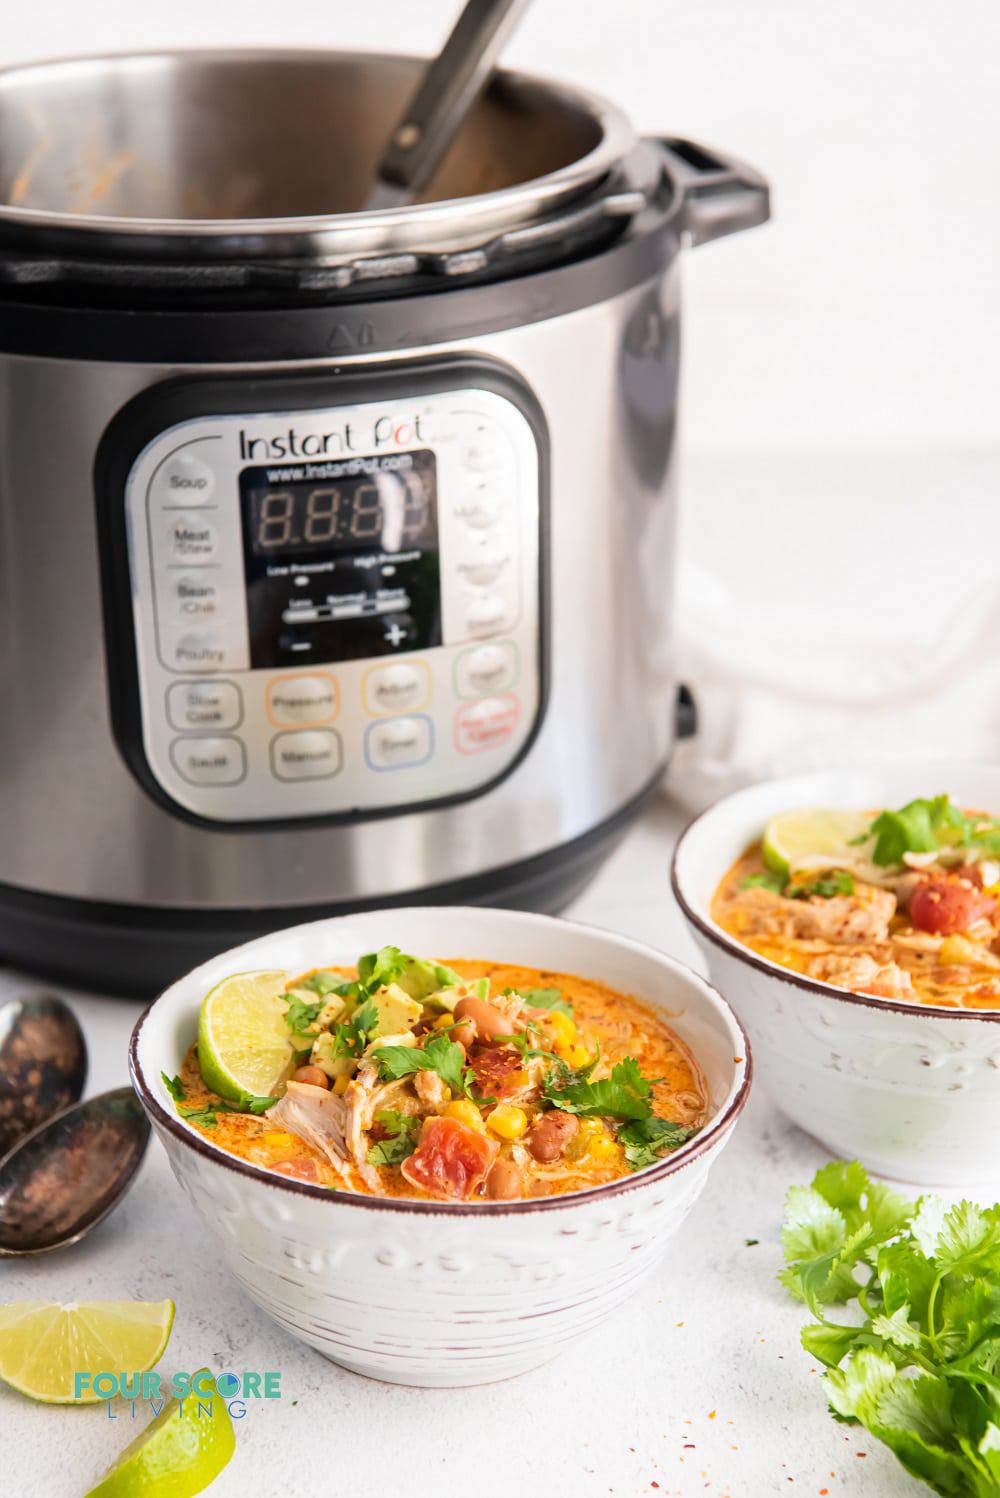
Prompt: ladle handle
<box><xmin>371</xmin><ymin>0</ymin><xmax>533</xmax><ymax>204</ymax></box>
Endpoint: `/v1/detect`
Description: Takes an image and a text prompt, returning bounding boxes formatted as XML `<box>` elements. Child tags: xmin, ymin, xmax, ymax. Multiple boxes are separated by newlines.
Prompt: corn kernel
<box><xmin>332</xmin><ymin>1074</ymin><xmax>350</xmax><ymax>1095</ymax></box>
<box><xmin>433</xmin><ymin>1011</ymin><xmax>455</xmax><ymax>1029</ymax></box>
<box><xmin>559</xmin><ymin>1043</ymin><xmax>591</xmax><ymax>1068</ymax></box>
<box><xmin>261</xmin><ymin>1131</ymin><xmax>297</xmax><ymax>1150</ymax></box>
<box><xmin>588</xmin><ymin>1133</ymin><xmax>621</xmax><ymax>1163</ymax></box>
<box><xmin>486</xmin><ymin>1103</ymin><xmax>528</xmax><ymax>1140</ymax></box>
<box><xmin>445</xmin><ymin>1099</ymin><xmax>486</xmax><ymax>1131</ymax></box>
<box><xmin>547</xmin><ymin>1010</ymin><xmax>577</xmax><ymax>1048</ymax></box>
<box><xmin>576</xmin><ymin>1118</ymin><xmax>605</xmax><ymax>1141</ymax></box>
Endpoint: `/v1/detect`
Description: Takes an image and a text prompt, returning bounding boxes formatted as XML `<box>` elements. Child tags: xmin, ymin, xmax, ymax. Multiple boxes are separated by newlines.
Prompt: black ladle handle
<box><xmin>367</xmin><ymin>0</ymin><xmax>533</xmax><ymax>209</ymax></box>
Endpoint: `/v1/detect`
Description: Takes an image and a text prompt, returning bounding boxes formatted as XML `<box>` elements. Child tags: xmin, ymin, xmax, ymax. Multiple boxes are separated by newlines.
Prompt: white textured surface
<box><xmin>0</xmin><ymin>800</ymin><xmax>943</xmax><ymax>1498</ymax></box>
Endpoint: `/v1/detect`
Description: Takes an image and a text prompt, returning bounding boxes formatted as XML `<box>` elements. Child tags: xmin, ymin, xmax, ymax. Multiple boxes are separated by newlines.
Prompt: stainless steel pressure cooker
<box><xmin>0</xmin><ymin>50</ymin><xmax>768</xmax><ymax>993</ymax></box>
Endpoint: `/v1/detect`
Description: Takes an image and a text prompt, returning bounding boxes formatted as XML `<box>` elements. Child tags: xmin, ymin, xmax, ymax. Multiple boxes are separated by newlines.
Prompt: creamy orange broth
<box><xmin>177</xmin><ymin>960</ymin><xmax>708</xmax><ymax>1200</ymax></box>
<box><xmin>713</xmin><ymin>844</ymin><xmax>1000</xmax><ymax>1010</ymax></box>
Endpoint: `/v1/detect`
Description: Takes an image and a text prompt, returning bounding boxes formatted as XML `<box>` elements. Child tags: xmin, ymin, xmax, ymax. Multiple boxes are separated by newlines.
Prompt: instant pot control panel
<box><xmin>99</xmin><ymin>364</ymin><xmax>546</xmax><ymax>825</ymax></box>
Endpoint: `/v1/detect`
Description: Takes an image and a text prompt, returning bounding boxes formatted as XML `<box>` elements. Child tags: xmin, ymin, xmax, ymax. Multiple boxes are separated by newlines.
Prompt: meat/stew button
<box><xmin>454</xmin><ymin>695</ymin><xmax>521</xmax><ymax>754</ymax></box>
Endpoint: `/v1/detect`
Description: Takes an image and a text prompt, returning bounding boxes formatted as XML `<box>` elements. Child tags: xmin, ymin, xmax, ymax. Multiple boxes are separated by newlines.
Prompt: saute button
<box><xmin>270</xmin><ymin>729</ymin><xmax>343</xmax><ymax>782</ymax></box>
<box><xmin>363</xmin><ymin>661</ymin><xmax>430</xmax><ymax>715</ymax></box>
<box><xmin>170</xmin><ymin>630</ymin><xmax>228</xmax><ymax>671</ymax></box>
<box><xmin>166</xmin><ymin>680</ymin><xmax>242</xmax><ymax>732</ymax></box>
<box><xmin>454</xmin><ymin>695</ymin><xmax>521</xmax><ymax>754</ymax></box>
<box><xmin>154</xmin><ymin>451</ymin><xmax>215</xmax><ymax>506</ymax></box>
<box><xmin>267</xmin><ymin>674</ymin><xmax>338</xmax><ymax>725</ymax></box>
<box><xmin>455</xmin><ymin>642</ymin><xmax>518</xmax><ymax>698</ymax></box>
<box><xmin>169</xmin><ymin>735</ymin><xmax>246</xmax><ymax>786</ymax></box>
<box><xmin>364</xmin><ymin>715</ymin><xmax>434</xmax><ymax>771</ymax></box>
<box><xmin>461</xmin><ymin>428</ymin><xmax>504</xmax><ymax>472</ymax></box>
<box><xmin>165</xmin><ymin>516</ymin><xmax>218</xmax><ymax>563</ymax></box>
<box><xmin>465</xmin><ymin>594</ymin><xmax>509</xmax><ymax>638</ymax></box>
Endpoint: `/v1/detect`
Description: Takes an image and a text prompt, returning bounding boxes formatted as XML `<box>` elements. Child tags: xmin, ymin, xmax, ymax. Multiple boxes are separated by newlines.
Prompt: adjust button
<box><xmin>270</xmin><ymin>729</ymin><xmax>343</xmax><ymax>782</ymax></box>
<box><xmin>154</xmin><ymin>451</ymin><xmax>215</xmax><ymax>506</ymax></box>
<box><xmin>454</xmin><ymin>695</ymin><xmax>521</xmax><ymax>754</ymax></box>
<box><xmin>455</xmin><ymin>642</ymin><xmax>518</xmax><ymax>699</ymax></box>
<box><xmin>169</xmin><ymin>735</ymin><xmax>246</xmax><ymax>786</ymax></box>
<box><xmin>167</xmin><ymin>680</ymin><xmax>242</xmax><ymax>732</ymax></box>
<box><xmin>363</xmin><ymin>661</ymin><xmax>430</xmax><ymax>716</ymax></box>
<box><xmin>364</xmin><ymin>715</ymin><xmax>434</xmax><ymax>771</ymax></box>
<box><xmin>267</xmin><ymin>674</ymin><xmax>339</xmax><ymax>726</ymax></box>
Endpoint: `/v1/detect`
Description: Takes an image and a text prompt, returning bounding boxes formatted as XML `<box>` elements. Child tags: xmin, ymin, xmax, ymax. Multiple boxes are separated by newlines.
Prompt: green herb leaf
<box><xmin>371</xmin><ymin>1034</ymin><xmax>472</xmax><ymax>1098</ymax></box>
<box><xmin>517</xmin><ymin>986</ymin><xmax>575</xmax><ymax>1019</ymax></box>
<box><xmin>178</xmin><ymin>1103</ymin><xmax>224</xmax><ymax>1129</ymax></box>
<box><xmin>331</xmin><ymin>998</ymin><xmax>380</xmax><ymax>1060</ymax></box>
<box><xmin>284</xmin><ymin>994</ymin><xmax>325</xmax><ymax>1035</ymax></box>
<box><xmin>617</xmin><ymin>1114</ymin><xmax>697</xmax><ymax>1169</ymax></box>
<box><xmin>243</xmin><ymin>1093</ymin><xmax>278</xmax><ymax>1115</ymax></box>
<box><xmin>160</xmin><ymin>1071</ymin><xmax>186</xmax><ymax>1102</ymax></box>
<box><xmin>788</xmin><ymin>871</ymin><xmax>857</xmax><ymax>900</ymax></box>
<box><xmin>866</xmin><ymin>795</ymin><xmax>972</xmax><ymax>867</ymax></box>
<box><xmin>366</xmin><ymin>1109</ymin><xmax>420</xmax><ymax>1167</ymax></box>
<box><xmin>299</xmin><ymin>970</ymin><xmax>356</xmax><ymax>999</ymax></box>
<box><xmin>542</xmin><ymin>1055</ymin><xmax>653</xmax><ymax>1121</ymax></box>
<box><xmin>741</xmin><ymin>871</ymin><xmax>787</xmax><ymax>894</ymax></box>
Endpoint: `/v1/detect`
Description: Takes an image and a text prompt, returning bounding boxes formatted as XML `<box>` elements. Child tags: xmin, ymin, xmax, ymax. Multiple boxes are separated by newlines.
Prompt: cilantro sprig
<box><xmin>516</xmin><ymin>986</ymin><xmax>576</xmax><ymax>1019</ymax></box>
<box><xmin>781</xmin><ymin>1160</ymin><xmax>1000</xmax><ymax>1494</ymax></box>
<box><xmin>862</xmin><ymin>794</ymin><xmax>1000</xmax><ymax>867</ymax></box>
<box><xmin>371</xmin><ymin>1034</ymin><xmax>474</xmax><ymax>1098</ymax></box>
<box><xmin>177</xmin><ymin>1091</ymin><xmax>277</xmax><ymax>1128</ymax></box>
<box><xmin>617</xmin><ymin>1115</ymin><xmax>697</xmax><ymax>1169</ymax></box>
<box><xmin>366</xmin><ymin>1109</ymin><xmax>420</xmax><ymax>1167</ymax></box>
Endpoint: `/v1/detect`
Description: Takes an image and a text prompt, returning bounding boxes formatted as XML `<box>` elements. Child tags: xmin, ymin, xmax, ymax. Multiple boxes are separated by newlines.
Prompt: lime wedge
<box><xmin>0</xmin><ymin>1299</ymin><xmax>174</xmax><ymax>1404</ymax></box>
<box><xmin>762</xmin><ymin>808</ymin><xmax>873</xmax><ymax>877</ymax></box>
<box><xmin>196</xmin><ymin>969</ymin><xmax>294</xmax><ymax>1105</ymax></box>
<box><xmin>84</xmin><ymin>1369</ymin><xmax>235</xmax><ymax>1498</ymax></box>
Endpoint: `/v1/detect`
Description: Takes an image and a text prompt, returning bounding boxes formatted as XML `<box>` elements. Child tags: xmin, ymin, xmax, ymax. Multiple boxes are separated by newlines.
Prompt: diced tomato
<box><xmin>400</xmin><ymin>1117</ymin><xmax>498</xmax><ymax>1201</ymax></box>
<box><xmin>272</xmin><ymin>1157</ymin><xmax>320</xmax><ymax>1182</ymax></box>
<box><xmin>910</xmin><ymin>877</ymin><xmax>995</xmax><ymax>935</ymax></box>
<box><xmin>469</xmin><ymin>1047</ymin><xmax>528</xmax><ymax>1097</ymax></box>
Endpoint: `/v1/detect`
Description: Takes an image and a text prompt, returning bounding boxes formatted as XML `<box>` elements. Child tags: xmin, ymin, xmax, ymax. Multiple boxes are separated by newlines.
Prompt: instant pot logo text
<box><xmin>239</xmin><ymin>413</ymin><xmax>425</xmax><ymax>460</ymax></box>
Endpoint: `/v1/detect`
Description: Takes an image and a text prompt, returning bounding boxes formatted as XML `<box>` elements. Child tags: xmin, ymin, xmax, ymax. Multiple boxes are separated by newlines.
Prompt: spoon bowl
<box><xmin>0</xmin><ymin>995</ymin><xmax>87</xmax><ymax>1158</ymax></box>
<box><xmin>0</xmin><ymin>1087</ymin><xmax>149</xmax><ymax>1256</ymax></box>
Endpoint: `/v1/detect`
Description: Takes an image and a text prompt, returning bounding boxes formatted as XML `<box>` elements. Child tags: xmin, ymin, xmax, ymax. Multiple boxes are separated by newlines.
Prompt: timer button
<box><xmin>167</xmin><ymin>680</ymin><xmax>242</xmax><ymax>732</ymax></box>
<box><xmin>267</xmin><ymin>673</ymin><xmax>339</xmax><ymax>726</ymax></box>
<box><xmin>164</xmin><ymin>515</ymin><xmax>218</xmax><ymax>563</ymax></box>
<box><xmin>464</xmin><ymin>594</ymin><xmax>509</xmax><ymax>639</ymax></box>
<box><xmin>455</xmin><ymin>642</ymin><xmax>518</xmax><ymax>698</ymax></box>
<box><xmin>270</xmin><ymin>729</ymin><xmax>343</xmax><ymax>782</ymax></box>
<box><xmin>155</xmin><ymin>451</ymin><xmax>215</xmax><ymax>506</ymax></box>
<box><xmin>363</xmin><ymin>661</ymin><xmax>430</xmax><ymax>716</ymax></box>
<box><xmin>169</xmin><ymin>735</ymin><xmax>246</xmax><ymax>786</ymax></box>
<box><xmin>461</xmin><ymin>428</ymin><xmax>504</xmax><ymax>473</ymax></box>
<box><xmin>364</xmin><ymin>715</ymin><xmax>434</xmax><ymax>771</ymax></box>
<box><xmin>454</xmin><ymin>695</ymin><xmax>521</xmax><ymax>755</ymax></box>
<box><xmin>169</xmin><ymin>630</ymin><xmax>229</xmax><ymax>672</ymax></box>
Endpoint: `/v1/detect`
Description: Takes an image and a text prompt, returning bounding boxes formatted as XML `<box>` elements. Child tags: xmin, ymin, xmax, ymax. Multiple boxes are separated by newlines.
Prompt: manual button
<box><xmin>270</xmin><ymin>729</ymin><xmax>343</xmax><ymax>782</ymax></box>
<box><xmin>169</xmin><ymin>735</ymin><xmax>246</xmax><ymax>786</ymax></box>
<box><xmin>167</xmin><ymin>680</ymin><xmax>242</xmax><ymax>732</ymax></box>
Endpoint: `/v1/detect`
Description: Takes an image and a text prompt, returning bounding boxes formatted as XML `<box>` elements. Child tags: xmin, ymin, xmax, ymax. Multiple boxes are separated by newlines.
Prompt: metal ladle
<box><xmin>0</xmin><ymin>1088</ymin><xmax>149</xmax><ymax>1256</ymax></box>
<box><xmin>365</xmin><ymin>0</ymin><xmax>533</xmax><ymax>210</ymax></box>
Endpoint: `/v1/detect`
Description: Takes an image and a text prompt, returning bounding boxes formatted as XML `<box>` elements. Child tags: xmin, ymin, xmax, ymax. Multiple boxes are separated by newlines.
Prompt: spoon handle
<box><xmin>366</xmin><ymin>0</ymin><xmax>533</xmax><ymax>210</ymax></box>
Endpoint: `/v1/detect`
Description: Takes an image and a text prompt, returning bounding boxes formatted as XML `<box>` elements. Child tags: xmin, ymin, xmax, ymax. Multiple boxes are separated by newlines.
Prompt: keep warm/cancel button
<box><xmin>454</xmin><ymin>695</ymin><xmax>521</xmax><ymax>754</ymax></box>
<box><xmin>270</xmin><ymin>729</ymin><xmax>343</xmax><ymax>782</ymax></box>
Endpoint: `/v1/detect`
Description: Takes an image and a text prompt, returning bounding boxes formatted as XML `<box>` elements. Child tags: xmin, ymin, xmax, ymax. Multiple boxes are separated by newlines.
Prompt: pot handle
<box><xmin>656</xmin><ymin>136</ymin><xmax>770</xmax><ymax>248</ymax></box>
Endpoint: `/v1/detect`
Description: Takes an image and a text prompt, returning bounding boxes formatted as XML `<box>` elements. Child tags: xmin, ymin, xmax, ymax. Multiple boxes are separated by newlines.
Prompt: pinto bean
<box><xmin>526</xmin><ymin>1110</ymin><xmax>579</xmax><ymax>1162</ymax></box>
<box><xmin>293</xmin><ymin>1065</ymin><xmax>330</xmax><ymax>1089</ymax></box>
<box><xmin>451</xmin><ymin>1018</ymin><xmax>477</xmax><ymax>1049</ymax></box>
<box><xmin>453</xmin><ymin>996</ymin><xmax>515</xmax><ymax>1043</ymax></box>
<box><xmin>486</xmin><ymin>1157</ymin><xmax>523</xmax><ymax>1200</ymax></box>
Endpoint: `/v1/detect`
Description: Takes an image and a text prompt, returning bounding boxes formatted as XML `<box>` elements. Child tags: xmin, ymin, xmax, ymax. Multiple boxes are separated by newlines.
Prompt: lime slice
<box><xmin>84</xmin><ymin>1369</ymin><xmax>235</xmax><ymax>1498</ymax></box>
<box><xmin>196</xmin><ymin>969</ymin><xmax>294</xmax><ymax>1105</ymax></box>
<box><xmin>0</xmin><ymin>1299</ymin><xmax>174</xmax><ymax>1404</ymax></box>
<box><xmin>762</xmin><ymin>808</ymin><xmax>873</xmax><ymax>877</ymax></box>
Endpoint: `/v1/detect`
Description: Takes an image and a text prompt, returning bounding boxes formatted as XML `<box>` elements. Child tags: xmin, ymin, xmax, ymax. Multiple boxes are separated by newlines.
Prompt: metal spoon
<box><xmin>0</xmin><ymin>1088</ymin><xmax>149</xmax><ymax>1256</ymax></box>
<box><xmin>365</xmin><ymin>0</ymin><xmax>533</xmax><ymax>210</ymax></box>
<box><xmin>0</xmin><ymin>994</ymin><xmax>87</xmax><ymax>1158</ymax></box>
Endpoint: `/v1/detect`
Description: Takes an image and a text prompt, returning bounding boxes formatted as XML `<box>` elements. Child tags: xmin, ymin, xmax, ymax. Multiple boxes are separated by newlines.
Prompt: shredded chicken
<box><xmin>733</xmin><ymin>883</ymin><xmax>896</xmax><ymax>944</ymax></box>
<box><xmin>414</xmin><ymin>1070</ymin><xmax>449</xmax><ymax>1108</ymax></box>
<box><xmin>265</xmin><ymin>1082</ymin><xmax>351</xmax><ymax>1178</ymax></box>
<box><xmin>805</xmin><ymin>951</ymin><xmax>913</xmax><ymax>1000</ymax></box>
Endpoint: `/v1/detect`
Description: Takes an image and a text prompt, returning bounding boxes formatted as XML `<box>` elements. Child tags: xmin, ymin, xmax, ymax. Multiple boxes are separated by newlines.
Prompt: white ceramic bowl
<box><xmin>672</xmin><ymin>763</ymin><xmax>1000</xmax><ymax>1188</ymax></box>
<box><xmin>130</xmin><ymin>906</ymin><xmax>750</xmax><ymax>1387</ymax></box>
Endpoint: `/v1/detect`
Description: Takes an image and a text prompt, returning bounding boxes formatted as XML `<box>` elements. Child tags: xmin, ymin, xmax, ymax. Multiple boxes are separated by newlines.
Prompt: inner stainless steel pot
<box><xmin>0</xmin><ymin>50</ymin><xmax>635</xmax><ymax>259</ymax></box>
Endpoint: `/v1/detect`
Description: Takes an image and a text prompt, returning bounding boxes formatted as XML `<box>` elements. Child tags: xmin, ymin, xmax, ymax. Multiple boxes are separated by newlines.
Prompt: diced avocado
<box><xmin>371</xmin><ymin>982</ymin><xmax>424</xmax><ymax>1035</ymax></box>
<box><xmin>421</xmin><ymin>976</ymin><xmax>490</xmax><ymax>1013</ymax></box>
<box><xmin>391</xmin><ymin>956</ymin><xmax>462</xmax><ymax>1002</ymax></box>
<box><xmin>310</xmin><ymin>1032</ymin><xmax>354</xmax><ymax>1080</ymax></box>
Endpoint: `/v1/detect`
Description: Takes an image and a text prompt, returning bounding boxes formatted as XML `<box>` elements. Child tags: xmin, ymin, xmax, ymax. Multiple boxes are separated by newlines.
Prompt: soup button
<box><xmin>454</xmin><ymin>695</ymin><xmax>521</xmax><ymax>754</ymax></box>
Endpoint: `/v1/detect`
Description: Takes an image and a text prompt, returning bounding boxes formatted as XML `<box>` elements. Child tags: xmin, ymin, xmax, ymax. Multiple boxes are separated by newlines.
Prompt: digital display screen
<box><xmin>243</xmin><ymin>450</ymin><xmax>437</xmax><ymax>557</ymax></box>
<box><xmin>238</xmin><ymin>449</ymin><xmax>442</xmax><ymax>670</ymax></box>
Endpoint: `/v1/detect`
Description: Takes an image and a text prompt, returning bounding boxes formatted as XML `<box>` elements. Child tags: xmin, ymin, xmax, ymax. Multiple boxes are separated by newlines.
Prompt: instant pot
<box><xmin>0</xmin><ymin>50</ymin><xmax>768</xmax><ymax>994</ymax></box>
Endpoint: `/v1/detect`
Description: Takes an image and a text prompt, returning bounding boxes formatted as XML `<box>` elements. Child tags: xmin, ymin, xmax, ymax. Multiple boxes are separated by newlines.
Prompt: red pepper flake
<box><xmin>856</xmin><ymin>1453</ymin><xmax>866</xmax><ymax>1459</ymax></box>
<box><xmin>820</xmin><ymin>1490</ymin><xmax>829</xmax><ymax>1495</ymax></box>
<box><xmin>651</xmin><ymin>1485</ymin><xmax>660</xmax><ymax>1491</ymax></box>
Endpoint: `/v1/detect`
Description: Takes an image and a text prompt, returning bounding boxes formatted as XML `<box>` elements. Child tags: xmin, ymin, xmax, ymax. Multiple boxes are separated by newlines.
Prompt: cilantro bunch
<box><xmin>864</xmin><ymin>795</ymin><xmax>1000</xmax><ymax>867</ymax></box>
<box><xmin>781</xmin><ymin>1160</ymin><xmax>1000</xmax><ymax>1495</ymax></box>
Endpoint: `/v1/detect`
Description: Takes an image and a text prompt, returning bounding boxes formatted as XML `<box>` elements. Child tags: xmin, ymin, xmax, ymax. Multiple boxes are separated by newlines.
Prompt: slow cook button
<box><xmin>455</xmin><ymin>642</ymin><xmax>518</xmax><ymax>698</ymax></box>
<box><xmin>154</xmin><ymin>451</ymin><xmax>216</xmax><ymax>506</ymax></box>
<box><xmin>166</xmin><ymin>680</ymin><xmax>242</xmax><ymax>732</ymax></box>
<box><xmin>270</xmin><ymin>729</ymin><xmax>343</xmax><ymax>782</ymax></box>
<box><xmin>363</xmin><ymin>661</ymin><xmax>430</xmax><ymax>715</ymax></box>
<box><xmin>267</xmin><ymin>673</ymin><xmax>339</xmax><ymax>725</ymax></box>
<box><xmin>364</xmin><ymin>715</ymin><xmax>434</xmax><ymax>771</ymax></box>
<box><xmin>169</xmin><ymin>735</ymin><xmax>246</xmax><ymax>786</ymax></box>
<box><xmin>454</xmin><ymin>695</ymin><xmax>521</xmax><ymax>754</ymax></box>
<box><xmin>164</xmin><ymin>515</ymin><xmax>218</xmax><ymax>563</ymax></box>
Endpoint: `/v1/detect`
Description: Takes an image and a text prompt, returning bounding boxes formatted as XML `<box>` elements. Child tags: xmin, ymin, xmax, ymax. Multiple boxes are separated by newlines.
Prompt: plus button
<box><xmin>383</xmin><ymin>622</ymin><xmax>406</xmax><ymax>648</ymax></box>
